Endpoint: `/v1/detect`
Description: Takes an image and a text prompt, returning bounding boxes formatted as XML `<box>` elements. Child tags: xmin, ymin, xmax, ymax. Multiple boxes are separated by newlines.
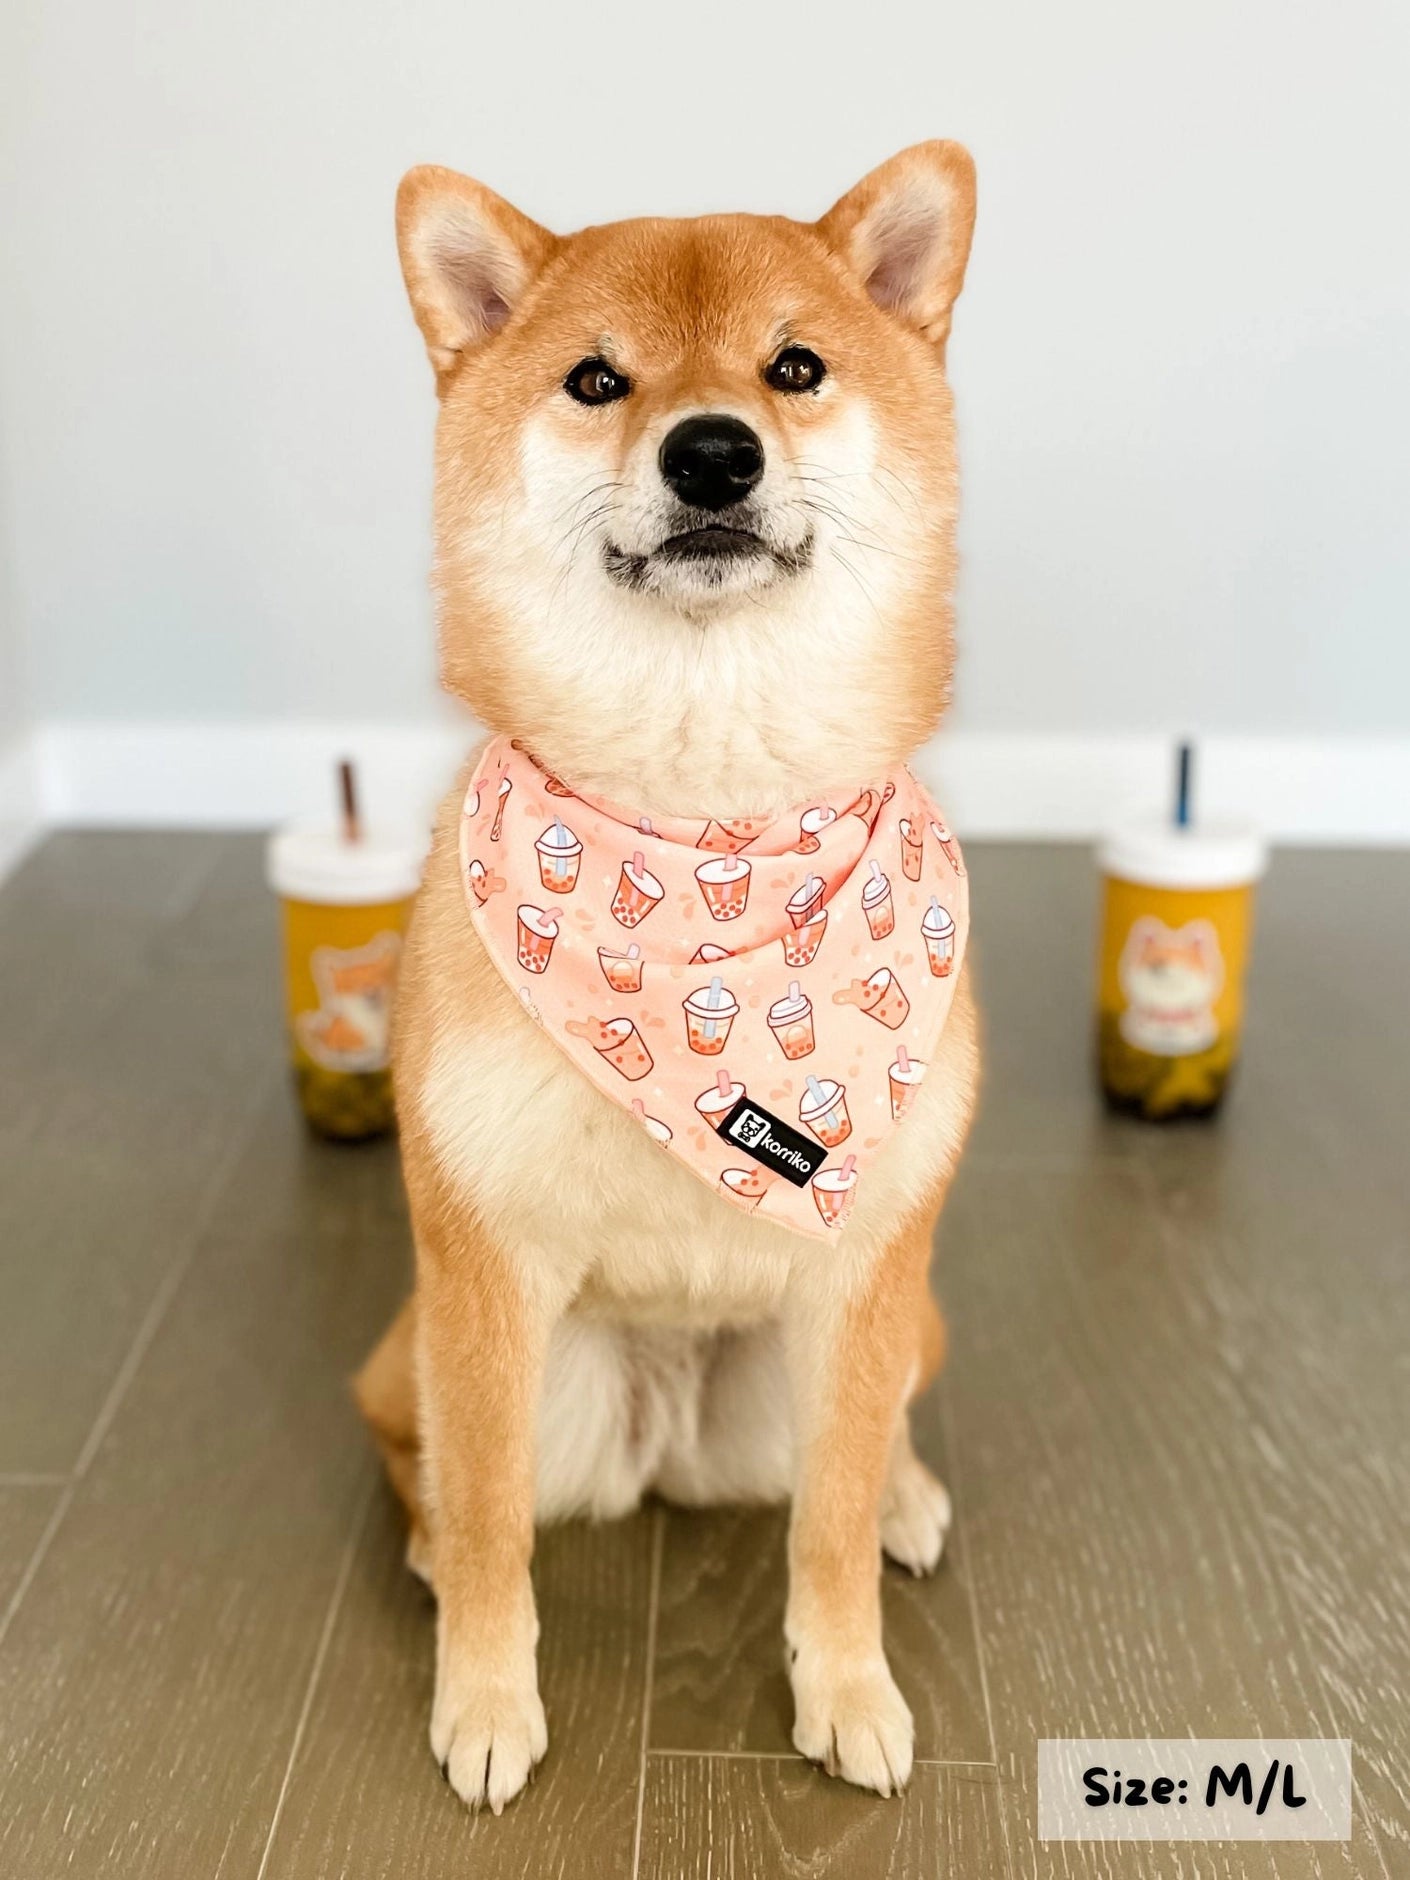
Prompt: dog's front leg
<box><xmin>413</xmin><ymin>1184</ymin><xmax>559</xmax><ymax>1814</ymax></box>
<box><xmin>782</xmin><ymin>1221</ymin><xmax>931</xmax><ymax>1796</ymax></box>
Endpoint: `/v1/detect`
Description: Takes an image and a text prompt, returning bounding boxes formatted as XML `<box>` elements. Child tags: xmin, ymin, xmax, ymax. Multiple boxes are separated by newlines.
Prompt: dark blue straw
<box><xmin>1175</xmin><ymin>741</ymin><xmax>1193</xmax><ymax>829</ymax></box>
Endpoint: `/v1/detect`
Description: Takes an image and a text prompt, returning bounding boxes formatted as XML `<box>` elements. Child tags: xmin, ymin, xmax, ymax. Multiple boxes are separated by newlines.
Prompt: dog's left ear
<box><xmin>818</xmin><ymin>141</ymin><xmax>977</xmax><ymax>348</ymax></box>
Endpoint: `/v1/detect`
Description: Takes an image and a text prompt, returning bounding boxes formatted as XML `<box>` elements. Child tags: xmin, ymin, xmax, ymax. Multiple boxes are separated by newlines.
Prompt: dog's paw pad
<box><xmin>881</xmin><ymin>1452</ymin><xmax>951</xmax><ymax>1577</ymax></box>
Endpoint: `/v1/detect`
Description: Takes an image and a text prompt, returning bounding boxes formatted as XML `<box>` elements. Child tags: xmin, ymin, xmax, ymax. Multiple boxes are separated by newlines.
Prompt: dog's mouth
<box><xmin>603</xmin><ymin>525</ymin><xmax>813</xmax><ymax>595</ymax></box>
<box><xmin>658</xmin><ymin>525</ymin><xmax>767</xmax><ymax>563</ymax></box>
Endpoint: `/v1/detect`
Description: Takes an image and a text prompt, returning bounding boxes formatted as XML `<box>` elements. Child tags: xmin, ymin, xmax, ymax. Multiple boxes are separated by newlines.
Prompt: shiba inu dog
<box><xmin>1120</xmin><ymin>916</ymin><xmax>1224</xmax><ymax>1054</ymax></box>
<box><xmin>355</xmin><ymin>141</ymin><xmax>981</xmax><ymax>1812</ymax></box>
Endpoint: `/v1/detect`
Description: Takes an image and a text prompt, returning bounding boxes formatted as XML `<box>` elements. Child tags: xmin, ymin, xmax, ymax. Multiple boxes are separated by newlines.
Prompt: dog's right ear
<box><xmin>396</xmin><ymin>166</ymin><xmax>556</xmax><ymax>377</ymax></box>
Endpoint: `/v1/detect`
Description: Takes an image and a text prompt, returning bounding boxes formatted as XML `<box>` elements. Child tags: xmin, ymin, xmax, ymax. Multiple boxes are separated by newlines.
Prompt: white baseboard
<box><xmin>22</xmin><ymin>719</ymin><xmax>1410</xmax><ymax>847</ymax></box>
<box><xmin>0</xmin><ymin>731</ymin><xmax>43</xmax><ymax>885</ymax></box>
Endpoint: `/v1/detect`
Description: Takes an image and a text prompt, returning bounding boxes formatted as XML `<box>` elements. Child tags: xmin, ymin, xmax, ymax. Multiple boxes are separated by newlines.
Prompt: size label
<box><xmin>1038</xmin><ymin>1740</ymin><xmax>1352</xmax><ymax>1841</ymax></box>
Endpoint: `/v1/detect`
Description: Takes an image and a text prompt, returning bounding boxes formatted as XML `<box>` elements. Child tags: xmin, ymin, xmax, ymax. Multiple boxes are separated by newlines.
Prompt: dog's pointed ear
<box><xmin>817</xmin><ymin>142</ymin><xmax>976</xmax><ymax>348</ymax></box>
<box><xmin>396</xmin><ymin>165</ymin><xmax>557</xmax><ymax>376</ymax></box>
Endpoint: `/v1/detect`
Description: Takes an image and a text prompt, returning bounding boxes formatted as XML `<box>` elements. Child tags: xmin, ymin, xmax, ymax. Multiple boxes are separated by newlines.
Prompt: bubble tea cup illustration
<box><xmin>812</xmin><ymin>1154</ymin><xmax>858</xmax><ymax>1228</ymax></box>
<box><xmin>696</xmin><ymin>1068</ymin><xmax>744</xmax><ymax>1132</ymax></box>
<box><xmin>535</xmin><ymin>818</ymin><xmax>582</xmax><ymax>894</ymax></box>
<box><xmin>783</xmin><ymin>906</ymin><xmax>828</xmax><ymax>968</ymax></box>
<box><xmin>862</xmin><ymin>860</ymin><xmax>895</xmax><ymax>940</ymax></box>
<box><xmin>786</xmin><ymin>874</ymin><xmax>826</xmax><ymax>928</ymax></box>
<box><xmin>612</xmin><ymin>851</ymin><xmax>664</xmax><ymax>927</ymax></box>
<box><xmin>797</xmin><ymin>805</ymin><xmax>837</xmax><ymax>853</ymax></box>
<box><xmin>598</xmin><ymin>942</ymin><xmax>644</xmax><ymax>992</ymax></box>
<box><xmin>922</xmin><ymin>897</ymin><xmax>956</xmax><ymax>976</ymax></box>
<box><xmin>516</xmin><ymin>905</ymin><xmax>559</xmax><ymax>973</ymax></box>
<box><xmin>767</xmin><ymin>982</ymin><xmax>815</xmax><ymax>1059</ymax></box>
<box><xmin>631</xmin><ymin>1097</ymin><xmax>672</xmax><ymax>1144</ymax></box>
<box><xmin>696</xmin><ymin>852</ymin><xmax>752</xmax><ymax>921</ymax></box>
<box><xmin>889</xmin><ymin>1044</ymin><xmax>925</xmax><ymax>1119</ymax></box>
<box><xmin>835</xmin><ymin>966</ymin><xmax>910</xmax><ymax>1030</ymax></box>
<box><xmin>568</xmin><ymin>1014</ymin><xmax>654</xmax><ymax>1081</ymax></box>
<box><xmin>683</xmin><ymin>976</ymin><xmax>739</xmax><ymax>1055</ymax></box>
<box><xmin>720</xmin><ymin>1166</ymin><xmax>775</xmax><ymax>1210</ymax></box>
<box><xmin>800</xmin><ymin>1075</ymin><xmax>851</xmax><ymax>1148</ymax></box>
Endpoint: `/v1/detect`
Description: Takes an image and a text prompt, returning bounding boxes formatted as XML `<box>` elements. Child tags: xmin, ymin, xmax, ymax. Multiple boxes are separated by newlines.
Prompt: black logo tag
<box><xmin>718</xmin><ymin>1097</ymin><xmax>825</xmax><ymax>1188</ymax></box>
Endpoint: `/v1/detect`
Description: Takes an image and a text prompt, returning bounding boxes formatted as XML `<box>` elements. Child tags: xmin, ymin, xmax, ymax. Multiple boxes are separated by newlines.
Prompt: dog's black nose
<box><xmin>659</xmin><ymin>414</ymin><xmax>764</xmax><ymax>512</ymax></box>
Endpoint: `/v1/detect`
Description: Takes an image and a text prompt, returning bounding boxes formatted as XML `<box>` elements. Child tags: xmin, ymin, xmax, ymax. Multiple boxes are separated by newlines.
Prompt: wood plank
<box><xmin>937</xmin><ymin>1157</ymin><xmax>1382</xmax><ymax>1878</ymax></box>
<box><xmin>0</xmin><ymin>1484</ymin><xmax>64</xmax><ymax>1618</ymax></box>
<box><xmin>649</xmin><ymin>1424</ymin><xmax>992</xmax><ymax>1762</ymax></box>
<box><xmin>637</xmin><ymin>1756</ymin><xmax>1005</xmax><ymax>1880</ymax></box>
<box><xmin>258</xmin><ymin>1495</ymin><xmax>657</xmax><ymax>1880</ymax></box>
<box><xmin>0</xmin><ymin>833</ymin><xmax>277</xmax><ymax>1472</ymax></box>
<box><xmin>0</xmin><ymin>1102</ymin><xmax>410</xmax><ymax>1878</ymax></box>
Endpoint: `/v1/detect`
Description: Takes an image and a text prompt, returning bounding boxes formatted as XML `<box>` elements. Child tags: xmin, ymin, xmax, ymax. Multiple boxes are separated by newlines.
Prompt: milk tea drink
<box><xmin>862</xmin><ymin>861</ymin><xmax>894</xmax><ymax>940</ymax></box>
<box><xmin>1097</xmin><ymin>819</ymin><xmax>1266</xmax><ymax>1119</ymax></box>
<box><xmin>683</xmin><ymin>979</ymin><xmax>740</xmax><ymax>1055</ymax></box>
<box><xmin>535</xmin><ymin>819</ymin><xmax>582</xmax><ymax>893</ymax></box>
<box><xmin>267</xmin><ymin>825</ymin><xmax>424</xmax><ymax>1140</ymax></box>
<box><xmin>800</xmin><ymin>1076</ymin><xmax>851</xmax><ymax>1148</ymax></box>
<box><xmin>922</xmin><ymin>898</ymin><xmax>955</xmax><ymax>976</ymax></box>
<box><xmin>811</xmin><ymin>1157</ymin><xmax>858</xmax><ymax>1227</ymax></box>
<box><xmin>767</xmin><ymin>983</ymin><xmax>815</xmax><ymax>1059</ymax></box>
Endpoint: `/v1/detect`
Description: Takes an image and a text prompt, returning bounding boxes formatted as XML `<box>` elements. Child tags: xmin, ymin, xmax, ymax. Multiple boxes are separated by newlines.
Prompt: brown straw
<box><xmin>338</xmin><ymin>759</ymin><xmax>361</xmax><ymax>844</ymax></box>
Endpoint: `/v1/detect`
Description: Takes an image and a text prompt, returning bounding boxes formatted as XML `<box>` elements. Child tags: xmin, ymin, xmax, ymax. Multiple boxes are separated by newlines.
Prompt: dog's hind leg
<box><xmin>353</xmin><ymin>1295</ymin><xmax>433</xmax><ymax>1583</ymax></box>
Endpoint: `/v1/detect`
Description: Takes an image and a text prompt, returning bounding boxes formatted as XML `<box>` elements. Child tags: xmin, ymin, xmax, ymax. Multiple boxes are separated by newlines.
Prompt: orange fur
<box><xmin>361</xmin><ymin>143</ymin><xmax>981</xmax><ymax>1810</ymax></box>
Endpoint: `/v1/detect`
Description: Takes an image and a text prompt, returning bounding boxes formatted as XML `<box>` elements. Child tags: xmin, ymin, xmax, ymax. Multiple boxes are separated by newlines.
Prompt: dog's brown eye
<box><xmin>565</xmin><ymin>357</ymin><xmax>630</xmax><ymax>406</ymax></box>
<box><xmin>765</xmin><ymin>346</ymin><xmax>826</xmax><ymax>394</ymax></box>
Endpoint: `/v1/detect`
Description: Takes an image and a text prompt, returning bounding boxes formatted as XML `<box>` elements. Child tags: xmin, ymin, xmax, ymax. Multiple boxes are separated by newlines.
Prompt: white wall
<box><xmin>1</xmin><ymin>0</ymin><xmax>1407</xmax><ymax>786</ymax></box>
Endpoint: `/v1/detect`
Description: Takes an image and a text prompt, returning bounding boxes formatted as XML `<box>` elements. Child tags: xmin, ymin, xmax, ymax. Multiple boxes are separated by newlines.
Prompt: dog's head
<box><xmin>397</xmin><ymin>144</ymin><xmax>976</xmax><ymax>815</ymax></box>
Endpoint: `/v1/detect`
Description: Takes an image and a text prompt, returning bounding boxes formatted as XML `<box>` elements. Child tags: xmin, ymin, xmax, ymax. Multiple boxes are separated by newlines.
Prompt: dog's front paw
<box><xmin>789</xmin><ymin>1650</ymin><xmax>914</xmax><ymax>1796</ymax></box>
<box><xmin>880</xmin><ymin>1448</ymin><xmax>952</xmax><ymax>1577</ymax></box>
<box><xmin>431</xmin><ymin>1651</ymin><xmax>547</xmax><ymax>1814</ymax></box>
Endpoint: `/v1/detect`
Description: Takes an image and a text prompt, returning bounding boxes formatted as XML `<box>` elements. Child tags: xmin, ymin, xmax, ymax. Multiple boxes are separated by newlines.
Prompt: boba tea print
<box><xmin>461</xmin><ymin>737</ymin><xmax>969</xmax><ymax>1240</ymax></box>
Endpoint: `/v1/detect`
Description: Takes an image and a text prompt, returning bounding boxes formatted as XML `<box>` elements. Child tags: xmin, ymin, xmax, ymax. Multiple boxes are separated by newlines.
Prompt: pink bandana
<box><xmin>460</xmin><ymin>738</ymin><xmax>969</xmax><ymax>1240</ymax></box>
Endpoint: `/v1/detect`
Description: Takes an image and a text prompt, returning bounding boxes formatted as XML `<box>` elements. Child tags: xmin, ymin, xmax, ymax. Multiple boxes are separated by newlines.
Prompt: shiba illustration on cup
<box><xmin>1118</xmin><ymin>917</ymin><xmax>1224</xmax><ymax>1055</ymax></box>
<box><xmin>296</xmin><ymin>933</ymin><xmax>401</xmax><ymax>1073</ymax></box>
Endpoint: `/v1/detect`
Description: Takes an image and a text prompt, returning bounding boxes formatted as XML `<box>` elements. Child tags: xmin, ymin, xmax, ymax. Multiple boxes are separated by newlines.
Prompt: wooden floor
<box><xmin>0</xmin><ymin>834</ymin><xmax>1406</xmax><ymax>1880</ymax></box>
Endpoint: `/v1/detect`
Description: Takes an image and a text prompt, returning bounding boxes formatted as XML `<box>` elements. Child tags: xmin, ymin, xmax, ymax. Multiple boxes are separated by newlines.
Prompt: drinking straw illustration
<box><xmin>552</xmin><ymin>817</ymin><xmax>570</xmax><ymax>881</ymax></box>
<box><xmin>704</xmin><ymin>975</ymin><xmax>725</xmax><ymax>1043</ymax></box>
<box><xmin>717</xmin><ymin>1069</ymin><xmax>733</xmax><ymax>1097</ymax></box>
<box><xmin>639</xmin><ymin>818</ymin><xmax>654</xmax><ymax>836</ymax></box>
<box><xmin>631</xmin><ymin>1099</ymin><xmax>645</xmax><ymax>1121</ymax></box>
<box><xmin>896</xmin><ymin>1043</ymin><xmax>910</xmax><ymax>1073</ymax></box>
<box><xmin>840</xmin><ymin>1154</ymin><xmax>857</xmax><ymax>1180</ymax></box>
<box><xmin>491</xmin><ymin>777</ymin><xmax>513</xmax><ymax>840</ymax></box>
<box><xmin>870</xmin><ymin>859</ymin><xmax>884</xmax><ymax>885</ymax></box>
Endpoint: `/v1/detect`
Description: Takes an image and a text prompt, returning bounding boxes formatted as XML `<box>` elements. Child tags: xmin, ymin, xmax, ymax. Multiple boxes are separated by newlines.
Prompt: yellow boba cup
<box><xmin>266</xmin><ymin>826</ymin><xmax>426</xmax><ymax>1140</ymax></box>
<box><xmin>1096</xmin><ymin>820</ymin><xmax>1267</xmax><ymax>1120</ymax></box>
